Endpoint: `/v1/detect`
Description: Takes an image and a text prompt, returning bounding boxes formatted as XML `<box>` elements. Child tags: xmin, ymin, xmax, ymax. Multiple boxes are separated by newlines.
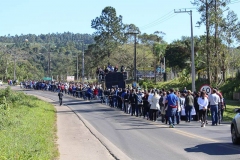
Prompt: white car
<box><xmin>0</xmin><ymin>80</ymin><xmax>3</xmax><ymax>86</ymax></box>
<box><xmin>231</xmin><ymin>108</ymin><xmax>240</xmax><ymax>144</ymax></box>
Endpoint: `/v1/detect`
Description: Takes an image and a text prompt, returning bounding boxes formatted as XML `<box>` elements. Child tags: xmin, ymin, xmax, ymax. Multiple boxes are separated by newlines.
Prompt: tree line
<box><xmin>0</xmin><ymin>1</ymin><xmax>240</xmax><ymax>86</ymax></box>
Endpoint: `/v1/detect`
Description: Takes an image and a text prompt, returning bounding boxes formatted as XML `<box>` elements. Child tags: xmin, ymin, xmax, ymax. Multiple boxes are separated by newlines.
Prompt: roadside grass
<box><xmin>224</xmin><ymin>100</ymin><xmax>240</xmax><ymax>122</ymax></box>
<box><xmin>0</xmin><ymin>87</ymin><xmax>58</xmax><ymax>160</ymax></box>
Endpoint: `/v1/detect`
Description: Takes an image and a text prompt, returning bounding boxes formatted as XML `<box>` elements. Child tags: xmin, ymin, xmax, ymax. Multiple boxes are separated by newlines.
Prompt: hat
<box><xmin>187</xmin><ymin>90</ymin><xmax>192</xmax><ymax>94</ymax></box>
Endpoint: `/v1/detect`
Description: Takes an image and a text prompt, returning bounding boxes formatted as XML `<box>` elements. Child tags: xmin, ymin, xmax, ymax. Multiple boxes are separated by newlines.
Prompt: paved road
<box><xmin>20</xmin><ymin>88</ymin><xmax>240</xmax><ymax>160</ymax></box>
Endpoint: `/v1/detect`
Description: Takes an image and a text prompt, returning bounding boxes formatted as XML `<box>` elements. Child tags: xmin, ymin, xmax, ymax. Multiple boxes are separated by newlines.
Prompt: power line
<box><xmin>230</xmin><ymin>0</ymin><xmax>240</xmax><ymax>3</ymax></box>
<box><xmin>140</xmin><ymin>10</ymin><xmax>173</xmax><ymax>29</ymax></box>
<box><xmin>141</xmin><ymin>14</ymin><xmax>177</xmax><ymax>30</ymax></box>
<box><xmin>229</xmin><ymin>0</ymin><xmax>240</xmax><ymax>4</ymax></box>
<box><xmin>139</xmin><ymin>8</ymin><xmax>198</xmax><ymax>31</ymax></box>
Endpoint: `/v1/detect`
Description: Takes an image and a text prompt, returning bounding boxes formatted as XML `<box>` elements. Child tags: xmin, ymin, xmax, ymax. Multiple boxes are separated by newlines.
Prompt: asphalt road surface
<box><xmin>20</xmin><ymin>88</ymin><xmax>240</xmax><ymax>160</ymax></box>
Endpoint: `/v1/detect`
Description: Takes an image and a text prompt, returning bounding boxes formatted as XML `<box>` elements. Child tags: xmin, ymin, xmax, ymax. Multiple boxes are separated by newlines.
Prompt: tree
<box><xmin>191</xmin><ymin>0</ymin><xmax>235</xmax><ymax>85</ymax></box>
<box><xmin>91</xmin><ymin>6</ymin><xmax>125</xmax><ymax>61</ymax></box>
<box><xmin>153</xmin><ymin>42</ymin><xmax>167</xmax><ymax>83</ymax></box>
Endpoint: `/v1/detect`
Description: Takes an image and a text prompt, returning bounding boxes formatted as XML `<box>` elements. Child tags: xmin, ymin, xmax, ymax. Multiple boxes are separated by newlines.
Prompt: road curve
<box><xmin>19</xmin><ymin>88</ymin><xmax>240</xmax><ymax>160</ymax></box>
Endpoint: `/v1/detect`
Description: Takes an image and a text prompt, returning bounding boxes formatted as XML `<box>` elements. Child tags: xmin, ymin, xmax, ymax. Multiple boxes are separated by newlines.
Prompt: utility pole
<box><xmin>13</xmin><ymin>52</ymin><xmax>16</xmax><ymax>80</ymax></box>
<box><xmin>76</xmin><ymin>53</ymin><xmax>79</xmax><ymax>81</ymax></box>
<box><xmin>214</xmin><ymin>0</ymin><xmax>219</xmax><ymax>83</ymax></box>
<box><xmin>125</xmin><ymin>32</ymin><xmax>139</xmax><ymax>82</ymax></box>
<box><xmin>82</xmin><ymin>41</ymin><xmax>85</xmax><ymax>83</ymax></box>
<box><xmin>48</xmin><ymin>51</ymin><xmax>51</xmax><ymax>78</ymax></box>
<box><xmin>75</xmin><ymin>40</ymin><xmax>82</xmax><ymax>82</ymax></box>
<box><xmin>174</xmin><ymin>9</ymin><xmax>195</xmax><ymax>92</ymax></box>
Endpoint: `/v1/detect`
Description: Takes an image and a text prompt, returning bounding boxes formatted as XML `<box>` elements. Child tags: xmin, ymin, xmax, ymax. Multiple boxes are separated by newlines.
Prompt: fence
<box><xmin>233</xmin><ymin>92</ymin><xmax>240</xmax><ymax>101</ymax></box>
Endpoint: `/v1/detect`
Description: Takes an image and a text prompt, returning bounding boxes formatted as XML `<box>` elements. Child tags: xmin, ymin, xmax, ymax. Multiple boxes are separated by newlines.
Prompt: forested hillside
<box><xmin>0</xmin><ymin>3</ymin><xmax>240</xmax><ymax>90</ymax></box>
<box><xmin>0</xmin><ymin>32</ymin><xmax>94</xmax><ymax>44</ymax></box>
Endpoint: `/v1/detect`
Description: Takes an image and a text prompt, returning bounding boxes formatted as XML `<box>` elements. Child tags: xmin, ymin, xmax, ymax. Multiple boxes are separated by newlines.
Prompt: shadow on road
<box><xmin>64</xmin><ymin>101</ymin><xmax>101</xmax><ymax>106</ymax></box>
<box><xmin>185</xmin><ymin>143</ymin><xmax>240</xmax><ymax>155</ymax></box>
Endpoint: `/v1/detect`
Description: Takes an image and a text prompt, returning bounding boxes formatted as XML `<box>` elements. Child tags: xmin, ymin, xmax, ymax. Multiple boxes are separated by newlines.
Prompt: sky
<box><xmin>1</xmin><ymin>0</ymin><xmax>240</xmax><ymax>43</ymax></box>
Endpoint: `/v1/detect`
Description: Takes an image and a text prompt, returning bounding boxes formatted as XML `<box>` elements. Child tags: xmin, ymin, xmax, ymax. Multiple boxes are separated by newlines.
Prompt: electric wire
<box><xmin>230</xmin><ymin>0</ymin><xmax>240</xmax><ymax>3</ymax></box>
<box><xmin>229</xmin><ymin>0</ymin><xmax>240</xmax><ymax>4</ymax></box>
<box><xmin>139</xmin><ymin>8</ymin><xmax>197</xmax><ymax>31</ymax></box>
<box><xmin>140</xmin><ymin>13</ymin><xmax>177</xmax><ymax>31</ymax></box>
<box><xmin>140</xmin><ymin>10</ymin><xmax>173</xmax><ymax>29</ymax></box>
<box><xmin>230</xmin><ymin>1</ymin><xmax>240</xmax><ymax>4</ymax></box>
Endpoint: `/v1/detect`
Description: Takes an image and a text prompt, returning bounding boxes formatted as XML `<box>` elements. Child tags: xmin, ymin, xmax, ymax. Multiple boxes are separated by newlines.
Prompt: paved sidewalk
<box><xmin>27</xmin><ymin>94</ymin><xmax>115</xmax><ymax>160</ymax></box>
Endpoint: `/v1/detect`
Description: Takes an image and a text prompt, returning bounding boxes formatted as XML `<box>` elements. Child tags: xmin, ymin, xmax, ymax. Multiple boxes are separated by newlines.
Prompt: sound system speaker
<box><xmin>105</xmin><ymin>72</ymin><xmax>125</xmax><ymax>89</ymax></box>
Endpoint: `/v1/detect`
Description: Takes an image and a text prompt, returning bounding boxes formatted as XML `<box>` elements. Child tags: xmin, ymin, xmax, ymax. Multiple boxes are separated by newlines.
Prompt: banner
<box><xmin>67</xmin><ymin>76</ymin><xmax>74</xmax><ymax>82</ymax></box>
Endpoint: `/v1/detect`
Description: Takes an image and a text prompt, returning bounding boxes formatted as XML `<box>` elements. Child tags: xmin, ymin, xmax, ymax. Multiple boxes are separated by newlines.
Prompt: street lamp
<box><xmin>72</xmin><ymin>54</ymin><xmax>79</xmax><ymax>81</ymax></box>
<box><xmin>40</xmin><ymin>44</ymin><xmax>55</xmax><ymax>79</ymax></box>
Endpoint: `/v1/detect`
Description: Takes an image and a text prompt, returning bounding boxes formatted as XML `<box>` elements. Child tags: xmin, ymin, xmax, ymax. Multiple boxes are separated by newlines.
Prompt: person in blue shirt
<box><xmin>165</xmin><ymin>88</ymin><xmax>178</xmax><ymax>128</ymax></box>
<box><xmin>87</xmin><ymin>87</ymin><xmax>92</xmax><ymax>100</ymax></box>
<box><xmin>72</xmin><ymin>85</ymin><xmax>76</xmax><ymax>97</ymax></box>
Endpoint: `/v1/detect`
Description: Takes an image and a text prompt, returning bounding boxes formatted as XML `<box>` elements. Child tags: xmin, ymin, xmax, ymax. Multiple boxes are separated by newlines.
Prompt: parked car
<box><xmin>0</xmin><ymin>80</ymin><xmax>3</xmax><ymax>86</ymax></box>
<box><xmin>231</xmin><ymin>108</ymin><xmax>240</xmax><ymax>144</ymax></box>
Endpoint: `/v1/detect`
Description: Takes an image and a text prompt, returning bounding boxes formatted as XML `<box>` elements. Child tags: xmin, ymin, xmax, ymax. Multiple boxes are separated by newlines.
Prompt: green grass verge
<box><xmin>224</xmin><ymin>100</ymin><xmax>240</xmax><ymax>122</ymax></box>
<box><xmin>0</xmin><ymin>87</ymin><xmax>58</xmax><ymax>160</ymax></box>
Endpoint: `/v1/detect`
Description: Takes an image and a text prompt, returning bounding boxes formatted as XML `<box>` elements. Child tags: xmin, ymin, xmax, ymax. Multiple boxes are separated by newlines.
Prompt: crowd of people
<box><xmin>19</xmin><ymin>80</ymin><xmax>226</xmax><ymax>128</ymax></box>
<box><xmin>101</xmin><ymin>87</ymin><xmax>226</xmax><ymax>128</ymax></box>
<box><xmin>19</xmin><ymin>80</ymin><xmax>103</xmax><ymax>100</ymax></box>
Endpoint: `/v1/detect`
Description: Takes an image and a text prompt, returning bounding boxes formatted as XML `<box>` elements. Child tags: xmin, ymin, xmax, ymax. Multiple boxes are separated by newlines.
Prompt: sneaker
<box><xmin>169</xmin><ymin>125</ymin><xmax>173</xmax><ymax>128</ymax></box>
<box><xmin>203</xmin><ymin>124</ymin><xmax>205</xmax><ymax>127</ymax></box>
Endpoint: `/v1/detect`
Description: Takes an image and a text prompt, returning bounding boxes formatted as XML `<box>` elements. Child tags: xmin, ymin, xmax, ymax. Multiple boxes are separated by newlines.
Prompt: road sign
<box><xmin>43</xmin><ymin>77</ymin><xmax>52</xmax><ymax>81</ymax></box>
<box><xmin>200</xmin><ymin>84</ymin><xmax>212</xmax><ymax>95</ymax></box>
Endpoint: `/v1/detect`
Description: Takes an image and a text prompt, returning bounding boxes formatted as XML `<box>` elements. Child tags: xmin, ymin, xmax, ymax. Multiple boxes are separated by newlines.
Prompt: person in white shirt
<box><xmin>197</xmin><ymin>91</ymin><xmax>209</xmax><ymax>127</ymax></box>
<box><xmin>147</xmin><ymin>90</ymin><xmax>154</xmax><ymax>120</ymax></box>
<box><xmin>208</xmin><ymin>89</ymin><xmax>220</xmax><ymax>126</ymax></box>
<box><xmin>150</xmin><ymin>91</ymin><xmax>160</xmax><ymax>121</ymax></box>
<box><xmin>148</xmin><ymin>90</ymin><xmax>154</xmax><ymax>105</ymax></box>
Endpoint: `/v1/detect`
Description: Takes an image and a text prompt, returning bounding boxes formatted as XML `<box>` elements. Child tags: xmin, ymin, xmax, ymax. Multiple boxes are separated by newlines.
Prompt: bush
<box><xmin>220</xmin><ymin>78</ymin><xmax>240</xmax><ymax>99</ymax></box>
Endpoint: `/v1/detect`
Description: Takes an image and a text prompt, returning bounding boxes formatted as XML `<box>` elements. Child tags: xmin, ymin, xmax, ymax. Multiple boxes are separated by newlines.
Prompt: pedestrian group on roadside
<box><xmin>19</xmin><ymin>80</ymin><xmax>226</xmax><ymax>128</ymax></box>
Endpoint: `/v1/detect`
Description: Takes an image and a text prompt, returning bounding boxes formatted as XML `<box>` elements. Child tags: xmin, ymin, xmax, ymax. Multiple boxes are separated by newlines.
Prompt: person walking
<box><xmin>129</xmin><ymin>89</ymin><xmax>137</xmax><ymax>116</ymax></box>
<box><xmin>176</xmin><ymin>91</ymin><xmax>182</xmax><ymax>124</ymax></box>
<box><xmin>150</xmin><ymin>91</ymin><xmax>160</xmax><ymax>121</ymax></box>
<box><xmin>160</xmin><ymin>92</ymin><xmax>166</xmax><ymax>123</ymax></box>
<box><xmin>197</xmin><ymin>91</ymin><xmax>209</xmax><ymax>127</ymax></box>
<box><xmin>142</xmin><ymin>90</ymin><xmax>149</xmax><ymax>119</ymax></box>
<box><xmin>148</xmin><ymin>90</ymin><xmax>154</xmax><ymax>120</ymax></box>
<box><xmin>194</xmin><ymin>92</ymin><xmax>200</xmax><ymax>121</ymax></box>
<box><xmin>136</xmin><ymin>90</ymin><xmax>144</xmax><ymax>117</ymax></box>
<box><xmin>166</xmin><ymin>89</ymin><xmax>178</xmax><ymax>128</ymax></box>
<box><xmin>58</xmin><ymin>91</ymin><xmax>64</xmax><ymax>106</ymax></box>
<box><xmin>185</xmin><ymin>90</ymin><xmax>194</xmax><ymax>123</ymax></box>
<box><xmin>208</xmin><ymin>89</ymin><xmax>220</xmax><ymax>126</ymax></box>
<box><xmin>124</xmin><ymin>90</ymin><xmax>130</xmax><ymax>113</ymax></box>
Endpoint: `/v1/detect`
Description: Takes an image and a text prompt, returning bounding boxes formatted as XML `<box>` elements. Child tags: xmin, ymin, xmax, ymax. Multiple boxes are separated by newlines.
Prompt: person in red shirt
<box><xmin>61</xmin><ymin>84</ymin><xmax>65</xmax><ymax>93</ymax></box>
<box><xmin>93</xmin><ymin>88</ymin><xmax>99</xmax><ymax>99</ymax></box>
